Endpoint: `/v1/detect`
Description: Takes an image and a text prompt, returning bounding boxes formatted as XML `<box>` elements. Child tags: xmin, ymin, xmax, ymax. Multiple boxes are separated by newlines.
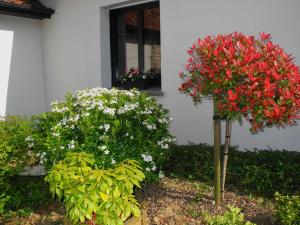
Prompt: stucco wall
<box><xmin>41</xmin><ymin>0</ymin><xmax>300</xmax><ymax>151</ymax></box>
<box><xmin>0</xmin><ymin>15</ymin><xmax>46</xmax><ymax>116</ymax></box>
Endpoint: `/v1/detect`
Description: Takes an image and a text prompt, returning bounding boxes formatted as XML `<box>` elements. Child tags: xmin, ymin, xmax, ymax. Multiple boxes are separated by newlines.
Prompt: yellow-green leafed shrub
<box><xmin>204</xmin><ymin>206</ymin><xmax>256</xmax><ymax>225</ymax></box>
<box><xmin>45</xmin><ymin>152</ymin><xmax>145</xmax><ymax>225</ymax></box>
<box><xmin>275</xmin><ymin>192</ymin><xmax>300</xmax><ymax>225</ymax></box>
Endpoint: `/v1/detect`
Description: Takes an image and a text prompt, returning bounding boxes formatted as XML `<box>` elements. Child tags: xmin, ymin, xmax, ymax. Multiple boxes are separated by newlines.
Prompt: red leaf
<box><xmin>259</xmin><ymin>32</ymin><xmax>271</xmax><ymax>41</ymax></box>
<box><xmin>228</xmin><ymin>90</ymin><xmax>238</xmax><ymax>101</ymax></box>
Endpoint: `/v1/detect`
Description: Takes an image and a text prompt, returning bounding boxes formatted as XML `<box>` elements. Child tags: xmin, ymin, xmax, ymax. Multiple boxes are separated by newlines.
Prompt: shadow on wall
<box><xmin>0</xmin><ymin>15</ymin><xmax>47</xmax><ymax>117</ymax></box>
<box><xmin>0</xmin><ymin>29</ymin><xmax>14</xmax><ymax>117</ymax></box>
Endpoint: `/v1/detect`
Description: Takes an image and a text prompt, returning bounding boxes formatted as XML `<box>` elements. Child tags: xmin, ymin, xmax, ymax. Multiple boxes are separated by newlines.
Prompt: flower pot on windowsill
<box><xmin>122</xmin><ymin>79</ymin><xmax>149</xmax><ymax>90</ymax></box>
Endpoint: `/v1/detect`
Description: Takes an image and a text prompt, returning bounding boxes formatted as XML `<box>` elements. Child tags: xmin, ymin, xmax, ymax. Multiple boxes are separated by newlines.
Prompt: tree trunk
<box><xmin>213</xmin><ymin>100</ymin><xmax>221</xmax><ymax>206</ymax></box>
<box><xmin>221</xmin><ymin>119</ymin><xmax>232</xmax><ymax>201</ymax></box>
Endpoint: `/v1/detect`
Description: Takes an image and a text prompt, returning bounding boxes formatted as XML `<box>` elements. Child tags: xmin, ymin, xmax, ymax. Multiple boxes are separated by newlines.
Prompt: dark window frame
<box><xmin>110</xmin><ymin>1</ymin><xmax>161</xmax><ymax>88</ymax></box>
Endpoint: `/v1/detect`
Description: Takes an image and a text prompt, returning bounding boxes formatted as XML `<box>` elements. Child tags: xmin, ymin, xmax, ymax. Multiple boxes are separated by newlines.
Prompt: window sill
<box><xmin>114</xmin><ymin>86</ymin><xmax>163</xmax><ymax>96</ymax></box>
<box><xmin>140</xmin><ymin>87</ymin><xmax>164</xmax><ymax>96</ymax></box>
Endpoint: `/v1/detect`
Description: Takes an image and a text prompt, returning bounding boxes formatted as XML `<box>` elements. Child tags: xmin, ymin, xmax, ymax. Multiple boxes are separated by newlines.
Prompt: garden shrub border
<box><xmin>164</xmin><ymin>143</ymin><xmax>300</xmax><ymax>198</ymax></box>
<box><xmin>33</xmin><ymin>88</ymin><xmax>174</xmax><ymax>180</ymax></box>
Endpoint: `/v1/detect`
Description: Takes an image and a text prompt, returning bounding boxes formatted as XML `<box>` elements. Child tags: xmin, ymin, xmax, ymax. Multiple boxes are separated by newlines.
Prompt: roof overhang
<box><xmin>0</xmin><ymin>1</ymin><xmax>54</xmax><ymax>19</ymax></box>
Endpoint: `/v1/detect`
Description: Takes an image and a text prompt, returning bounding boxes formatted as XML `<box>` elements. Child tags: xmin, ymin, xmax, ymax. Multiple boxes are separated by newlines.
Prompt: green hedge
<box><xmin>164</xmin><ymin>144</ymin><xmax>300</xmax><ymax>198</ymax></box>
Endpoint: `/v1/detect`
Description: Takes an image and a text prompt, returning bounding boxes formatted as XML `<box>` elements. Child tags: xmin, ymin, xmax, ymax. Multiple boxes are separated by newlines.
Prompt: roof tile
<box><xmin>0</xmin><ymin>0</ymin><xmax>54</xmax><ymax>19</ymax></box>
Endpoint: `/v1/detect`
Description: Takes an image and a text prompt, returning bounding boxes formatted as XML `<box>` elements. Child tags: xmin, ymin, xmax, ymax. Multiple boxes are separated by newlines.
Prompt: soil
<box><xmin>0</xmin><ymin>202</ymin><xmax>65</xmax><ymax>225</ymax></box>
<box><xmin>0</xmin><ymin>177</ymin><xmax>278</xmax><ymax>225</ymax></box>
<box><xmin>140</xmin><ymin>177</ymin><xmax>277</xmax><ymax>225</ymax></box>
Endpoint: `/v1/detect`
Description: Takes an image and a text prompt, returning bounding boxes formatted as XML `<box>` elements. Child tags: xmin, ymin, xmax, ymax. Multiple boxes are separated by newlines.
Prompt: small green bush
<box><xmin>164</xmin><ymin>144</ymin><xmax>300</xmax><ymax>197</ymax></box>
<box><xmin>0</xmin><ymin>116</ymin><xmax>37</xmax><ymax>178</ymax></box>
<box><xmin>204</xmin><ymin>206</ymin><xmax>256</xmax><ymax>225</ymax></box>
<box><xmin>36</xmin><ymin>88</ymin><xmax>174</xmax><ymax>178</ymax></box>
<box><xmin>45</xmin><ymin>152</ymin><xmax>145</xmax><ymax>225</ymax></box>
<box><xmin>0</xmin><ymin>116</ymin><xmax>42</xmax><ymax>213</ymax></box>
<box><xmin>4</xmin><ymin>177</ymin><xmax>51</xmax><ymax>213</ymax></box>
<box><xmin>0</xmin><ymin>194</ymin><xmax>9</xmax><ymax>214</ymax></box>
<box><xmin>274</xmin><ymin>192</ymin><xmax>300</xmax><ymax>225</ymax></box>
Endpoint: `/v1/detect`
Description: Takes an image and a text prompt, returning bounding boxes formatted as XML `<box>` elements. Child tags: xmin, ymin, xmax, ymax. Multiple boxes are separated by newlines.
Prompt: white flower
<box><xmin>141</xmin><ymin>154</ymin><xmax>153</xmax><ymax>162</ymax></box>
<box><xmin>39</xmin><ymin>152</ymin><xmax>47</xmax><ymax>165</ymax></box>
<box><xmin>99</xmin><ymin>145</ymin><xmax>107</xmax><ymax>150</ymax></box>
<box><xmin>111</xmin><ymin>159</ymin><xmax>116</xmax><ymax>164</ymax></box>
<box><xmin>162</xmin><ymin>144</ymin><xmax>169</xmax><ymax>149</ymax></box>
<box><xmin>104</xmin><ymin>150</ymin><xmax>110</xmax><ymax>155</ymax></box>
<box><xmin>158</xmin><ymin>117</ymin><xmax>170</xmax><ymax>124</ymax></box>
<box><xmin>104</xmin><ymin>124</ymin><xmax>110</xmax><ymax>132</ymax></box>
<box><xmin>159</xmin><ymin>171</ymin><xmax>165</xmax><ymax>179</ymax></box>
<box><xmin>74</xmin><ymin>114</ymin><xmax>80</xmax><ymax>121</ymax></box>
<box><xmin>99</xmin><ymin>124</ymin><xmax>111</xmax><ymax>132</ymax></box>
<box><xmin>52</xmin><ymin>106</ymin><xmax>68</xmax><ymax>113</ymax></box>
<box><xmin>25</xmin><ymin>136</ymin><xmax>34</xmax><ymax>142</ymax></box>
<box><xmin>103</xmin><ymin>108</ymin><xmax>115</xmax><ymax>116</ymax></box>
<box><xmin>68</xmin><ymin>140</ymin><xmax>75</xmax><ymax>149</ymax></box>
<box><xmin>61</xmin><ymin>118</ymin><xmax>67</xmax><ymax>126</ymax></box>
<box><xmin>52</xmin><ymin>132</ymin><xmax>60</xmax><ymax>137</ymax></box>
<box><xmin>146</xmin><ymin>167</ymin><xmax>151</xmax><ymax>172</ymax></box>
<box><xmin>141</xmin><ymin>109</ymin><xmax>152</xmax><ymax>115</ymax></box>
<box><xmin>152</xmin><ymin>165</ymin><xmax>157</xmax><ymax>171</ymax></box>
<box><xmin>142</xmin><ymin>121</ymin><xmax>156</xmax><ymax>130</ymax></box>
<box><xmin>130</xmin><ymin>136</ymin><xmax>134</xmax><ymax>140</ymax></box>
<box><xmin>99</xmin><ymin>135</ymin><xmax>106</xmax><ymax>140</ymax></box>
<box><xmin>28</xmin><ymin>143</ymin><xmax>34</xmax><ymax>148</ymax></box>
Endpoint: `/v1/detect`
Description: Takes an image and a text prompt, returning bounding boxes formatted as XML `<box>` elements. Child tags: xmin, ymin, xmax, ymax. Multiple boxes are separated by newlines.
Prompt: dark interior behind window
<box><xmin>110</xmin><ymin>1</ymin><xmax>161</xmax><ymax>89</ymax></box>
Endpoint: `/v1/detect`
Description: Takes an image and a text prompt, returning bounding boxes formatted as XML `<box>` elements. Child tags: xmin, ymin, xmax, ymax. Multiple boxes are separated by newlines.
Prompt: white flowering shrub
<box><xmin>36</xmin><ymin>88</ymin><xmax>174</xmax><ymax>178</ymax></box>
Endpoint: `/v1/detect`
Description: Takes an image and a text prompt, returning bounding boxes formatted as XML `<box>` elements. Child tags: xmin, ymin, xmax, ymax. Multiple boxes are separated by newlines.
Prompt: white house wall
<box><xmin>0</xmin><ymin>15</ymin><xmax>46</xmax><ymax>116</ymax></box>
<box><xmin>40</xmin><ymin>0</ymin><xmax>300</xmax><ymax>151</ymax></box>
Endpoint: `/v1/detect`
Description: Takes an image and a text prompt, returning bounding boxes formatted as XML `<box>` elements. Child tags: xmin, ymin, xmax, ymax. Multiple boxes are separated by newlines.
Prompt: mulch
<box><xmin>0</xmin><ymin>177</ymin><xmax>278</xmax><ymax>225</ymax></box>
<box><xmin>140</xmin><ymin>177</ymin><xmax>277</xmax><ymax>225</ymax></box>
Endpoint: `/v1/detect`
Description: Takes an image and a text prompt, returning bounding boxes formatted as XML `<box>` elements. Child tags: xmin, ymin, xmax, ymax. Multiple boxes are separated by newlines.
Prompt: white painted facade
<box><xmin>0</xmin><ymin>14</ymin><xmax>46</xmax><ymax>116</ymax></box>
<box><xmin>1</xmin><ymin>0</ymin><xmax>300</xmax><ymax>150</ymax></box>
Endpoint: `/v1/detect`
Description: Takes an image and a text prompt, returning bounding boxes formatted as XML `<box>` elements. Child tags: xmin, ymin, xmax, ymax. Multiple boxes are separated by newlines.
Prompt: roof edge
<box><xmin>0</xmin><ymin>1</ymin><xmax>54</xmax><ymax>19</ymax></box>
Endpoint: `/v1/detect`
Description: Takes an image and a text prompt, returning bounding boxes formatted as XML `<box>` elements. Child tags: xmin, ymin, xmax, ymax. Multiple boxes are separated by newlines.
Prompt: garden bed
<box><xmin>142</xmin><ymin>177</ymin><xmax>277</xmax><ymax>225</ymax></box>
<box><xmin>0</xmin><ymin>177</ymin><xmax>278</xmax><ymax>225</ymax></box>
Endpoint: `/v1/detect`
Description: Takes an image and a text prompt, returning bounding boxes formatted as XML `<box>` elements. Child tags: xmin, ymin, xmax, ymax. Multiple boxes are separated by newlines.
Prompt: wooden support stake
<box><xmin>221</xmin><ymin>119</ymin><xmax>232</xmax><ymax>201</ymax></box>
<box><xmin>213</xmin><ymin>99</ymin><xmax>221</xmax><ymax>206</ymax></box>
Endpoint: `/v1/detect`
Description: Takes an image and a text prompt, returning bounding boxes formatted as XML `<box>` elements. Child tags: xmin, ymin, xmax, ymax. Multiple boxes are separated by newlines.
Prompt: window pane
<box><xmin>126</xmin><ymin>43</ymin><xmax>138</xmax><ymax>69</ymax></box>
<box><xmin>116</xmin><ymin>10</ymin><xmax>139</xmax><ymax>79</ymax></box>
<box><xmin>110</xmin><ymin>3</ymin><xmax>161</xmax><ymax>88</ymax></box>
<box><xmin>125</xmin><ymin>11</ymin><xmax>139</xmax><ymax>69</ymax></box>
<box><xmin>143</xmin><ymin>7</ymin><xmax>161</xmax><ymax>76</ymax></box>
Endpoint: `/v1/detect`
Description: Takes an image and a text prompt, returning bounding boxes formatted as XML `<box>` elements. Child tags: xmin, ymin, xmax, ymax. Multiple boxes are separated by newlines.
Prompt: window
<box><xmin>110</xmin><ymin>1</ymin><xmax>161</xmax><ymax>90</ymax></box>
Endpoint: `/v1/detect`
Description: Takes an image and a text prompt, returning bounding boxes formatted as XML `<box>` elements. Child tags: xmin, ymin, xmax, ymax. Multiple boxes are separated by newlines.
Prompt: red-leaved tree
<box><xmin>179</xmin><ymin>32</ymin><xmax>300</xmax><ymax>205</ymax></box>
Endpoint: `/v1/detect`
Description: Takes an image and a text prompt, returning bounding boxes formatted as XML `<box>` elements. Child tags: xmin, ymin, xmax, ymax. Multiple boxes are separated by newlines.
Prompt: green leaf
<box><xmin>131</xmin><ymin>205</ymin><xmax>141</xmax><ymax>217</ymax></box>
<box><xmin>100</xmin><ymin>192</ymin><xmax>109</xmax><ymax>202</ymax></box>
